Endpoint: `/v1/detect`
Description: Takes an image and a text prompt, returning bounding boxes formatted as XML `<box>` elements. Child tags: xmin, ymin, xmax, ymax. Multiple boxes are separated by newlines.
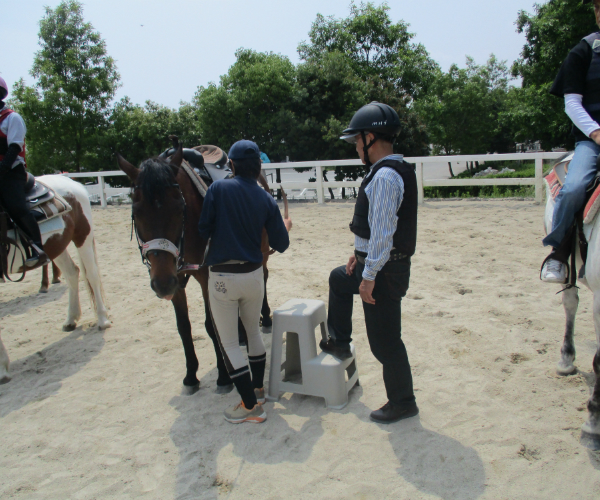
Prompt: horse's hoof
<box><xmin>52</xmin><ymin>279</ymin><xmax>61</xmax><ymax>285</ymax></box>
<box><xmin>62</xmin><ymin>323</ymin><xmax>77</xmax><ymax>332</ymax></box>
<box><xmin>38</xmin><ymin>287</ymin><xmax>48</xmax><ymax>294</ymax></box>
<box><xmin>215</xmin><ymin>383</ymin><xmax>234</xmax><ymax>395</ymax></box>
<box><xmin>261</xmin><ymin>325</ymin><xmax>272</xmax><ymax>334</ymax></box>
<box><xmin>181</xmin><ymin>383</ymin><xmax>200</xmax><ymax>396</ymax></box>
<box><xmin>580</xmin><ymin>428</ymin><xmax>600</xmax><ymax>451</ymax></box>
<box><xmin>0</xmin><ymin>375</ymin><xmax>11</xmax><ymax>385</ymax></box>
<box><xmin>556</xmin><ymin>362</ymin><xmax>577</xmax><ymax>376</ymax></box>
<box><xmin>98</xmin><ymin>320</ymin><xmax>112</xmax><ymax>330</ymax></box>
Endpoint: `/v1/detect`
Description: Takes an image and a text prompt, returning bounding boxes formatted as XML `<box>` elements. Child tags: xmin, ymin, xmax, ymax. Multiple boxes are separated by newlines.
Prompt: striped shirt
<box><xmin>355</xmin><ymin>154</ymin><xmax>405</xmax><ymax>281</ymax></box>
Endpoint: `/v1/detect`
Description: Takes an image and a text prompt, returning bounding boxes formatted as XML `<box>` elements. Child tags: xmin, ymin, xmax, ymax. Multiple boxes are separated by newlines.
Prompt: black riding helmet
<box><xmin>340</xmin><ymin>101</ymin><xmax>402</xmax><ymax>166</ymax></box>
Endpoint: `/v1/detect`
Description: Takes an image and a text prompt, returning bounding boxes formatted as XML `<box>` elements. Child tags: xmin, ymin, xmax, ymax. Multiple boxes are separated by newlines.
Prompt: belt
<box><xmin>210</xmin><ymin>261</ymin><xmax>263</xmax><ymax>274</ymax></box>
<box><xmin>354</xmin><ymin>250</ymin><xmax>409</xmax><ymax>265</ymax></box>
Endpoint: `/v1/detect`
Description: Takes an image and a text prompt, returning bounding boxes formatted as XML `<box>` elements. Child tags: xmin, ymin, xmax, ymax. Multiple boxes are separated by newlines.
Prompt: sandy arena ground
<box><xmin>1</xmin><ymin>199</ymin><xmax>600</xmax><ymax>499</ymax></box>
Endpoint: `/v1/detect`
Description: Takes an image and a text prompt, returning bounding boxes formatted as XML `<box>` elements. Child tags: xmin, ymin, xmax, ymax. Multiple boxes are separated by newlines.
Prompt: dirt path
<box><xmin>0</xmin><ymin>200</ymin><xmax>599</xmax><ymax>499</ymax></box>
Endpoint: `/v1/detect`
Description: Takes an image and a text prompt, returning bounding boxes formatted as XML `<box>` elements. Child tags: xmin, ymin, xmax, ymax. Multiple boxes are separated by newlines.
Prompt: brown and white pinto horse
<box><xmin>0</xmin><ymin>175</ymin><xmax>111</xmax><ymax>384</ymax></box>
<box><xmin>116</xmin><ymin>145</ymin><xmax>288</xmax><ymax>394</ymax></box>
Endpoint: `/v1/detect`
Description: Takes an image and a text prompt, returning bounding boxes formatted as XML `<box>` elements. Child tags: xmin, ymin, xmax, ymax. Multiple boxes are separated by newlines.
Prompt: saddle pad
<box><xmin>544</xmin><ymin>170</ymin><xmax>562</xmax><ymax>201</ymax></box>
<box><xmin>584</xmin><ymin>183</ymin><xmax>600</xmax><ymax>224</ymax></box>
<box><xmin>30</xmin><ymin>182</ymin><xmax>71</xmax><ymax>222</ymax></box>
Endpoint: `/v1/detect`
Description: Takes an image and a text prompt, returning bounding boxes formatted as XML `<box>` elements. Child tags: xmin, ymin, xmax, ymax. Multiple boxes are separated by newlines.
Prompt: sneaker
<box><xmin>369</xmin><ymin>401</ymin><xmax>419</xmax><ymax>424</ymax></box>
<box><xmin>224</xmin><ymin>401</ymin><xmax>266</xmax><ymax>424</ymax></box>
<box><xmin>254</xmin><ymin>387</ymin><xmax>266</xmax><ymax>404</ymax></box>
<box><xmin>541</xmin><ymin>258</ymin><xmax>566</xmax><ymax>283</ymax></box>
<box><xmin>319</xmin><ymin>338</ymin><xmax>352</xmax><ymax>360</ymax></box>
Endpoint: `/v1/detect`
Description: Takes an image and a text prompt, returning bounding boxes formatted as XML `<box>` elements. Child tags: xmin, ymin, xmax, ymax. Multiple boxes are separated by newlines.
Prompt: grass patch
<box><xmin>426</xmin><ymin>160</ymin><xmax>539</xmax><ymax>198</ymax></box>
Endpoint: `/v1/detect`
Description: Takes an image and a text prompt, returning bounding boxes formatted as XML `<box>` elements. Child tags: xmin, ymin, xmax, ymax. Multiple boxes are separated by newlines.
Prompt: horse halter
<box><xmin>130</xmin><ymin>182</ymin><xmax>188</xmax><ymax>273</ymax></box>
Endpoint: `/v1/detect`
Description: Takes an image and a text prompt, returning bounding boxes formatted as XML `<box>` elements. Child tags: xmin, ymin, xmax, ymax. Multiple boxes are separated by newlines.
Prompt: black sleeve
<box><xmin>550</xmin><ymin>40</ymin><xmax>592</xmax><ymax>97</ymax></box>
<box><xmin>0</xmin><ymin>143</ymin><xmax>22</xmax><ymax>172</ymax></box>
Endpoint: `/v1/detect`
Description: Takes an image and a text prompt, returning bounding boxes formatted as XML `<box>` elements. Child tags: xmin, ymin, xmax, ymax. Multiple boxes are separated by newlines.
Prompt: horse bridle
<box><xmin>130</xmin><ymin>182</ymin><xmax>193</xmax><ymax>273</ymax></box>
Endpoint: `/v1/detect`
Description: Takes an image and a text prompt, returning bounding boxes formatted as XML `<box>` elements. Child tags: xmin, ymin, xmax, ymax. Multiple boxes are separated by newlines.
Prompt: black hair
<box><xmin>0</xmin><ymin>88</ymin><xmax>7</xmax><ymax>101</ymax></box>
<box><xmin>369</xmin><ymin>131</ymin><xmax>396</xmax><ymax>145</ymax></box>
<box><xmin>231</xmin><ymin>157</ymin><xmax>261</xmax><ymax>179</ymax></box>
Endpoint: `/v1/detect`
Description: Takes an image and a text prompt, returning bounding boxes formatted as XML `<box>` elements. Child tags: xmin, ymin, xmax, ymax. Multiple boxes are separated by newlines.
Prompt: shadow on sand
<box><xmin>169</xmin><ymin>368</ymin><xmax>486</xmax><ymax>500</ymax></box>
<box><xmin>0</xmin><ymin>325</ymin><xmax>106</xmax><ymax>418</ymax></box>
<box><xmin>0</xmin><ymin>283</ymin><xmax>67</xmax><ymax>319</ymax></box>
<box><xmin>169</xmin><ymin>369</ymin><xmax>326</xmax><ymax>499</ymax></box>
<box><xmin>386</xmin><ymin>416</ymin><xmax>486</xmax><ymax>500</ymax></box>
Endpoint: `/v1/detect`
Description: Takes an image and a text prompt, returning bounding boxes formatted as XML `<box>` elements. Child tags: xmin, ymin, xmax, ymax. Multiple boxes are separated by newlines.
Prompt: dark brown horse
<box><xmin>116</xmin><ymin>144</ymin><xmax>289</xmax><ymax>393</ymax></box>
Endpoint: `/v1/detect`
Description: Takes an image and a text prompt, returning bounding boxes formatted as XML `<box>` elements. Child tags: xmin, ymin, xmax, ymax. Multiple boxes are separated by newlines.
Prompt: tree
<box><xmin>99</xmin><ymin>98</ymin><xmax>202</xmax><ymax>170</ymax></box>
<box><xmin>12</xmin><ymin>0</ymin><xmax>119</xmax><ymax>174</ymax></box>
<box><xmin>415</xmin><ymin>56</ymin><xmax>513</xmax><ymax>155</ymax></box>
<box><xmin>194</xmin><ymin>49</ymin><xmax>296</xmax><ymax>161</ymax></box>
<box><xmin>298</xmin><ymin>1</ymin><xmax>438</xmax><ymax>101</ymax></box>
<box><xmin>509</xmin><ymin>0</ymin><xmax>598</xmax><ymax>148</ymax></box>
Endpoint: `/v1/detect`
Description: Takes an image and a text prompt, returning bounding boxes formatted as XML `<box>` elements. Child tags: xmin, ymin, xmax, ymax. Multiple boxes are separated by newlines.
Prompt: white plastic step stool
<box><xmin>267</xmin><ymin>299</ymin><xmax>359</xmax><ymax>409</ymax></box>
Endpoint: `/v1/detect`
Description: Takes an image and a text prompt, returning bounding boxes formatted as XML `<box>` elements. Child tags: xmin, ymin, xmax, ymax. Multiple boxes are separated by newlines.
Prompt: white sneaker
<box><xmin>541</xmin><ymin>259</ymin><xmax>566</xmax><ymax>283</ymax></box>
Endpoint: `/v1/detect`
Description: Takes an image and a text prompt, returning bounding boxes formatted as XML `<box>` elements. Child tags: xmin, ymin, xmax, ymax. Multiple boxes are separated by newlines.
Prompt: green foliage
<box><xmin>509</xmin><ymin>0</ymin><xmax>598</xmax><ymax>149</ymax></box>
<box><xmin>426</xmin><ymin>160</ymin><xmax>537</xmax><ymax>198</ymax></box>
<box><xmin>298</xmin><ymin>1</ymin><xmax>438</xmax><ymax>100</ymax></box>
<box><xmin>99</xmin><ymin>98</ymin><xmax>202</xmax><ymax>170</ymax></box>
<box><xmin>415</xmin><ymin>56</ymin><xmax>514</xmax><ymax>155</ymax></box>
<box><xmin>296</xmin><ymin>1</ymin><xmax>433</xmax><ymax>181</ymax></box>
<box><xmin>194</xmin><ymin>49</ymin><xmax>296</xmax><ymax>161</ymax></box>
<box><xmin>12</xmin><ymin>0</ymin><xmax>119</xmax><ymax>174</ymax></box>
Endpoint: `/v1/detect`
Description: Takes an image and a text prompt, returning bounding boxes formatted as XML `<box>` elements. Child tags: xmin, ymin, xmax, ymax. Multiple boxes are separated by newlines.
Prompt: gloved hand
<box><xmin>0</xmin><ymin>143</ymin><xmax>22</xmax><ymax>177</ymax></box>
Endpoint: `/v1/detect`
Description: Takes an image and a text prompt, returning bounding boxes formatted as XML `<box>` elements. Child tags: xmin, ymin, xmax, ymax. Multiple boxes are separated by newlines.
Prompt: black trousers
<box><xmin>327</xmin><ymin>257</ymin><xmax>416</xmax><ymax>408</ymax></box>
<box><xmin>0</xmin><ymin>165</ymin><xmax>43</xmax><ymax>247</ymax></box>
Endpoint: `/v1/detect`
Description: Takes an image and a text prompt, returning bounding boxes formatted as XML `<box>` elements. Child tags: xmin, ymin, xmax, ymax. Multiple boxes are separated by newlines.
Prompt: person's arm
<box><xmin>565</xmin><ymin>94</ymin><xmax>600</xmax><ymax>141</ymax></box>
<box><xmin>363</xmin><ymin>171</ymin><xmax>404</xmax><ymax>281</ymax></box>
<box><xmin>197</xmin><ymin>187</ymin><xmax>216</xmax><ymax>239</ymax></box>
<box><xmin>6</xmin><ymin>113</ymin><xmax>26</xmax><ymax>150</ymax></box>
<box><xmin>264</xmin><ymin>199</ymin><xmax>290</xmax><ymax>253</ymax></box>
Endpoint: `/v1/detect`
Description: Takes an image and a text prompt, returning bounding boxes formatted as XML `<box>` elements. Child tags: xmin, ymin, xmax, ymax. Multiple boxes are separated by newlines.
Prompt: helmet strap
<box><xmin>361</xmin><ymin>131</ymin><xmax>378</xmax><ymax>168</ymax></box>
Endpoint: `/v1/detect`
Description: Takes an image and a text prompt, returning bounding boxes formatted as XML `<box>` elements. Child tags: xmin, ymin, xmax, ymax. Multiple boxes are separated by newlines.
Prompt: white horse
<box><xmin>0</xmin><ymin>175</ymin><xmax>111</xmax><ymax>384</ymax></box>
<box><xmin>544</xmin><ymin>153</ymin><xmax>600</xmax><ymax>450</ymax></box>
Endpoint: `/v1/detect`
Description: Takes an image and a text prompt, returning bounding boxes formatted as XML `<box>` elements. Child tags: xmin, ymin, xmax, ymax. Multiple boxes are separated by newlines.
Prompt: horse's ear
<box><xmin>116</xmin><ymin>153</ymin><xmax>139</xmax><ymax>182</ymax></box>
<box><xmin>169</xmin><ymin>143</ymin><xmax>183</xmax><ymax>168</ymax></box>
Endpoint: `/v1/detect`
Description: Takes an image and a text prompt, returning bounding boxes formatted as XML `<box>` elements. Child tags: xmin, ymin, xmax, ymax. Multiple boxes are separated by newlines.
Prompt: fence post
<box><xmin>416</xmin><ymin>163</ymin><xmax>424</xmax><ymax>204</ymax></box>
<box><xmin>315</xmin><ymin>163</ymin><xmax>325</xmax><ymax>204</ymax></box>
<box><xmin>534</xmin><ymin>156</ymin><xmax>543</xmax><ymax>205</ymax></box>
<box><xmin>98</xmin><ymin>175</ymin><xmax>107</xmax><ymax>208</ymax></box>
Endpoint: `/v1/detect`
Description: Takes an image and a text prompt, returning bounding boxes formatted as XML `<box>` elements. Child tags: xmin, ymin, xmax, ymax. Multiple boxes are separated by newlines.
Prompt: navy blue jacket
<box><xmin>197</xmin><ymin>176</ymin><xmax>289</xmax><ymax>266</ymax></box>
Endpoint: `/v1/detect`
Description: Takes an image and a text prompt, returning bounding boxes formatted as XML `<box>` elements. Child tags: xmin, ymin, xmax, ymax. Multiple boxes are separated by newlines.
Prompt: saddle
<box><xmin>0</xmin><ymin>176</ymin><xmax>72</xmax><ymax>280</ymax></box>
<box><xmin>543</xmin><ymin>153</ymin><xmax>600</xmax><ymax>285</ymax></box>
<box><xmin>159</xmin><ymin>146</ymin><xmax>233</xmax><ymax>188</ymax></box>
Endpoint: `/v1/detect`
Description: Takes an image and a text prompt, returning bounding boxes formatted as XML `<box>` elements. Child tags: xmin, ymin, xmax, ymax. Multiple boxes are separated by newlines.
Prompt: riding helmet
<box><xmin>340</xmin><ymin>102</ymin><xmax>402</xmax><ymax>143</ymax></box>
<box><xmin>0</xmin><ymin>77</ymin><xmax>8</xmax><ymax>101</ymax></box>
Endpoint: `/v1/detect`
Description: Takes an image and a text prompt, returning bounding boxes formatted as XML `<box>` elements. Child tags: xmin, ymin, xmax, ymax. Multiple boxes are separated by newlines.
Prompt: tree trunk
<box><xmin>448</xmin><ymin>162</ymin><xmax>455</xmax><ymax>178</ymax></box>
<box><xmin>341</xmin><ymin>187</ymin><xmax>346</xmax><ymax>199</ymax></box>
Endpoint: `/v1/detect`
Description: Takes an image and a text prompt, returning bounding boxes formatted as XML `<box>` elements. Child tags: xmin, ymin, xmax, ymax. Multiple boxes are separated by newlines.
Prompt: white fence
<box><xmin>65</xmin><ymin>152</ymin><xmax>567</xmax><ymax>207</ymax></box>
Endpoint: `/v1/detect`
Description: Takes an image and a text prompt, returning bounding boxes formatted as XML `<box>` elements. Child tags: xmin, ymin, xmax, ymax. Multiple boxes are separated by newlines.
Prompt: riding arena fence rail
<box><xmin>63</xmin><ymin>152</ymin><xmax>567</xmax><ymax>208</ymax></box>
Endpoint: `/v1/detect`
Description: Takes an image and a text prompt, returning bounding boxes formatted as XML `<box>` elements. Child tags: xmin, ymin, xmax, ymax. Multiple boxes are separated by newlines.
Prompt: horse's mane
<box><xmin>137</xmin><ymin>158</ymin><xmax>179</xmax><ymax>203</ymax></box>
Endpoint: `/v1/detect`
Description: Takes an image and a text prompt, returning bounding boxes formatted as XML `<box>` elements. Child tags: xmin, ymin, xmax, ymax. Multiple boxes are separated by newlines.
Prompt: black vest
<box><xmin>582</xmin><ymin>33</ymin><xmax>600</xmax><ymax>125</ymax></box>
<box><xmin>349</xmin><ymin>159</ymin><xmax>417</xmax><ymax>257</ymax></box>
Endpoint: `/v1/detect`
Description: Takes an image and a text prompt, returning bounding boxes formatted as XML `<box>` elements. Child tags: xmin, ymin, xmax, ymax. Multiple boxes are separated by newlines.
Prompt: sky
<box><xmin>3</xmin><ymin>0</ymin><xmax>551</xmax><ymax>109</ymax></box>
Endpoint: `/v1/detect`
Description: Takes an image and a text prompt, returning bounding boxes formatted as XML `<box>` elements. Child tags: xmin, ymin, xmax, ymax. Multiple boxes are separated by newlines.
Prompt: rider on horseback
<box><xmin>542</xmin><ymin>0</ymin><xmax>600</xmax><ymax>282</ymax></box>
<box><xmin>0</xmin><ymin>76</ymin><xmax>47</xmax><ymax>268</ymax></box>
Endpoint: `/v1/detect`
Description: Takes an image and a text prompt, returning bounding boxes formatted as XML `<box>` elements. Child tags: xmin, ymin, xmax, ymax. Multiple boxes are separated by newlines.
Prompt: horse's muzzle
<box><xmin>151</xmin><ymin>275</ymin><xmax>179</xmax><ymax>299</ymax></box>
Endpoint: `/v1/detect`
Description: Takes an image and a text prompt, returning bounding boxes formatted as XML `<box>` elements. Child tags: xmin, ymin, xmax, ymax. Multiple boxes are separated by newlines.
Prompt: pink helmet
<box><xmin>0</xmin><ymin>76</ymin><xmax>8</xmax><ymax>101</ymax></box>
<box><xmin>0</xmin><ymin>77</ymin><xmax>7</xmax><ymax>100</ymax></box>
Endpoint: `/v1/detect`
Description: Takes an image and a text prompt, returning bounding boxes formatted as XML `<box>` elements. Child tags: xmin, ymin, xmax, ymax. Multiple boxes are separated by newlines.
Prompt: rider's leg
<box><xmin>544</xmin><ymin>140</ymin><xmax>600</xmax><ymax>248</ymax></box>
<box><xmin>0</xmin><ymin>165</ymin><xmax>46</xmax><ymax>265</ymax></box>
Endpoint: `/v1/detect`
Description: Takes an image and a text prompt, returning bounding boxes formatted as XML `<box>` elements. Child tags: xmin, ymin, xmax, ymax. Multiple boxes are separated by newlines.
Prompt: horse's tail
<box><xmin>80</xmin><ymin>237</ymin><xmax>109</xmax><ymax>314</ymax></box>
